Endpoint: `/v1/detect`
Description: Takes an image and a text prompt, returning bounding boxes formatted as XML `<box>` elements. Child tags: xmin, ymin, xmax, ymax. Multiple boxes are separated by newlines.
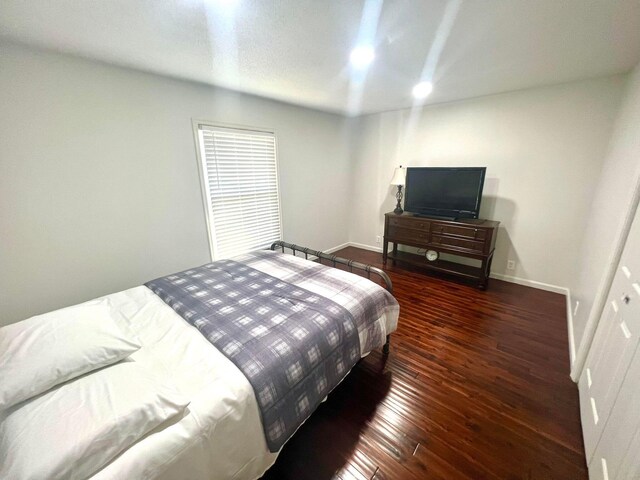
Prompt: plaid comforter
<box><xmin>145</xmin><ymin>250</ymin><xmax>399</xmax><ymax>452</ymax></box>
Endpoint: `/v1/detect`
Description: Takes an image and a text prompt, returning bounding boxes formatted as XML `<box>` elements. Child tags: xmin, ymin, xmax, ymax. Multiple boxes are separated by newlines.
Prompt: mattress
<box><xmin>87</xmin><ymin>254</ymin><xmax>398</xmax><ymax>480</ymax></box>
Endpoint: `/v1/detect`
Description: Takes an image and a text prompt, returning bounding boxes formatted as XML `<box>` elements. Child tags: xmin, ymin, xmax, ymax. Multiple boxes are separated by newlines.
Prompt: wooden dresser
<box><xmin>383</xmin><ymin>212</ymin><xmax>500</xmax><ymax>289</ymax></box>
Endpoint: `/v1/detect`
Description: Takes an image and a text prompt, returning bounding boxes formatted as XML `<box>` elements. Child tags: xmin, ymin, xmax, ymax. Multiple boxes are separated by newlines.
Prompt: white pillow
<box><xmin>0</xmin><ymin>304</ymin><xmax>141</xmax><ymax>410</ymax></box>
<box><xmin>0</xmin><ymin>361</ymin><xmax>190</xmax><ymax>480</ymax></box>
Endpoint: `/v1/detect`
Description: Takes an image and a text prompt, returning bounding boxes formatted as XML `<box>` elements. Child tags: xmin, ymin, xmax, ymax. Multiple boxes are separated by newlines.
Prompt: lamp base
<box><xmin>394</xmin><ymin>185</ymin><xmax>404</xmax><ymax>214</ymax></box>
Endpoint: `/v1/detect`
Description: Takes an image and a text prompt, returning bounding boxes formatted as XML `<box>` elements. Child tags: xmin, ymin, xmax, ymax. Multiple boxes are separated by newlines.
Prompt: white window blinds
<box><xmin>196</xmin><ymin>124</ymin><xmax>282</xmax><ymax>260</ymax></box>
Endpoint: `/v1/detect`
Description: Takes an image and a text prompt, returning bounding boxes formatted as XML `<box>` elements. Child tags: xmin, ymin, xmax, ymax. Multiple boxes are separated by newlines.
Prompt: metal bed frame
<box><xmin>270</xmin><ymin>241</ymin><xmax>393</xmax><ymax>354</ymax></box>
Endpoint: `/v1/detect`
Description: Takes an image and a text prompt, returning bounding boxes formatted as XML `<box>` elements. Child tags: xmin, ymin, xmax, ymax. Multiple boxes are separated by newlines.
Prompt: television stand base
<box><xmin>382</xmin><ymin>212</ymin><xmax>500</xmax><ymax>289</ymax></box>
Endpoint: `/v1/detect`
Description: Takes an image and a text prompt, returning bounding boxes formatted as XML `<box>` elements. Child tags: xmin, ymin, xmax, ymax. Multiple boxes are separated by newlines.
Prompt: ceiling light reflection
<box><xmin>412</xmin><ymin>81</ymin><xmax>433</xmax><ymax>99</ymax></box>
<box><xmin>350</xmin><ymin>46</ymin><xmax>375</xmax><ymax>69</ymax></box>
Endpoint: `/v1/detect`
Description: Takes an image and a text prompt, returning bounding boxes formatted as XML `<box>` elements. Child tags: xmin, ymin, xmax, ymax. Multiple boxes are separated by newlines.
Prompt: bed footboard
<box><xmin>270</xmin><ymin>241</ymin><xmax>393</xmax><ymax>354</ymax></box>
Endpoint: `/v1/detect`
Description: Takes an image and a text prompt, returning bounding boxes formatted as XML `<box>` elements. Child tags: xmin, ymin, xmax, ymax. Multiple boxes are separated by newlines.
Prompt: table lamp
<box><xmin>390</xmin><ymin>166</ymin><xmax>406</xmax><ymax>214</ymax></box>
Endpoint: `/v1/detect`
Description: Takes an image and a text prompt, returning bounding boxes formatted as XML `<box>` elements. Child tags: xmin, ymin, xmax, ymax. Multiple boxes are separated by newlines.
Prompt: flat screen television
<box><xmin>404</xmin><ymin>167</ymin><xmax>486</xmax><ymax>219</ymax></box>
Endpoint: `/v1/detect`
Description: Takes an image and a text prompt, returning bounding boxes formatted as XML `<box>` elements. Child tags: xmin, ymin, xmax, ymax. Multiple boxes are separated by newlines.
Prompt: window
<box><xmin>195</xmin><ymin>122</ymin><xmax>282</xmax><ymax>260</ymax></box>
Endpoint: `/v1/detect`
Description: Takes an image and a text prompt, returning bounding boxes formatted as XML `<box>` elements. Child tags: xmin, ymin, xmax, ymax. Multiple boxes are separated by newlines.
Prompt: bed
<box><xmin>0</xmin><ymin>242</ymin><xmax>399</xmax><ymax>480</ymax></box>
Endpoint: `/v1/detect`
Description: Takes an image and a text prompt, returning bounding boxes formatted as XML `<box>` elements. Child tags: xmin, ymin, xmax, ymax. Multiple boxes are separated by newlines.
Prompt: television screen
<box><xmin>404</xmin><ymin>167</ymin><xmax>486</xmax><ymax>219</ymax></box>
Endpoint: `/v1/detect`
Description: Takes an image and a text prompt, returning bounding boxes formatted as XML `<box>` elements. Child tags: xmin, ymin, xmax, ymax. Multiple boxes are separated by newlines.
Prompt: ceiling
<box><xmin>1</xmin><ymin>0</ymin><xmax>639</xmax><ymax>115</ymax></box>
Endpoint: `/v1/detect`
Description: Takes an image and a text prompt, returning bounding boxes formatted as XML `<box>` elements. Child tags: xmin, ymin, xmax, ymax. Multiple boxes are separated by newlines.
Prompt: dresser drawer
<box><xmin>431</xmin><ymin>234</ymin><xmax>485</xmax><ymax>253</ymax></box>
<box><xmin>388</xmin><ymin>216</ymin><xmax>430</xmax><ymax>232</ymax></box>
<box><xmin>431</xmin><ymin>224</ymin><xmax>486</xmax><ymax>240</ymax></box>
<box><xmin>387</xmin><ymin>226</ymin><xmax>429</xmax><ymax>244</ymax></box>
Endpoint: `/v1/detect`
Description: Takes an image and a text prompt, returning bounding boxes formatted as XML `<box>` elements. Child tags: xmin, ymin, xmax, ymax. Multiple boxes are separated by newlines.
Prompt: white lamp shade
<box><xmin>390</xmin><ymin>167</ymin><xmax>406</xmax><ymax>186</ymax></box>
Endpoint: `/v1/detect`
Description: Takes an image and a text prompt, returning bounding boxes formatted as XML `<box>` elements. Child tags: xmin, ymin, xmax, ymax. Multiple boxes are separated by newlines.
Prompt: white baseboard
<box><xmin>292</xmin><ymin>242</ymin><xmax>350</xmax><ymax>262</ymax></box>
<box><xmin>489</xmin><ymin>272</ymin><xmax>568</xmax><ymax>295</ymax></box>
<box><xmin>319</xmin><ymin>242</ymin><xmax>382</xmax><ymax>255</ymax></box>
<box><xmin>566</xmin><ymin>290</ymin><xmax>576</xmax><ymax>367</ymax></box>
<box><xmin>323</xmin><ymin>242</ymin><xmax>351</xmax><ymax>254</ymax></box>
<box><xmin>346</xmin><ymin>242</ymin><xmax>383</xmax><ymax>253</ymax></box>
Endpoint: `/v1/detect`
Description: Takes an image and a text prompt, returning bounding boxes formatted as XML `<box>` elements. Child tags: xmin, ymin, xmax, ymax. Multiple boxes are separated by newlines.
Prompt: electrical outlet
<box><xmin>507</xmin><ymin>260</ymin><xmax>516</xmax><ymax>270</ymax></box>
<box><xmin>573</xmin><ymin>301</ymin><xmax>580</xmax><ymax>317</ymax></box>
<box><xmin>376</xmin><ymin>235</ymin><xmax>381</xmax><ymax>244</ymax></box>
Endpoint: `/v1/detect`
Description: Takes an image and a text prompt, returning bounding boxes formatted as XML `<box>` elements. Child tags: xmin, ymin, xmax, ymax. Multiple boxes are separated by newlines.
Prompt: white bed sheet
<box><xmin>87</xmin><ymin>257</ymin><xmax>397</xmax><ymax>480</ymax></box>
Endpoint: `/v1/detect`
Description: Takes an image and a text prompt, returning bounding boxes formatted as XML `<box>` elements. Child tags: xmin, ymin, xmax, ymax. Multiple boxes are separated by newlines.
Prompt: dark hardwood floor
<box><xmin>260</xmin><ymin>246</ymin><xmax>587</xmax><ymax>480</ymax></box>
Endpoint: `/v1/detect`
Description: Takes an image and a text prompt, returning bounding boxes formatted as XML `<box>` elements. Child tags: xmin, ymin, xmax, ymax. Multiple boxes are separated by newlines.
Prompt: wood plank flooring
<box><xmin>260</xmin><ymin>247</ymin><xmax>587</xmax><ymax>480</ymax></box>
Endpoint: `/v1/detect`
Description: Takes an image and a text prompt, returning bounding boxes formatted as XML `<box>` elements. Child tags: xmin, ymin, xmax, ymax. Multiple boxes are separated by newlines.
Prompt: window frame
<box><xmin>191</xmin><ymin>119</ymin><xmax>284</xmax><ymax>261</ymax></box>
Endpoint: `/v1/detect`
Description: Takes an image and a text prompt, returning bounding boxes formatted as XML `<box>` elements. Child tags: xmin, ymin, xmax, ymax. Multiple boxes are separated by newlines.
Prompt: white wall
<box><xmin>349</xmin><ymin>76</ymin><xmax>626</xmax><ymax>291</ymax></box>
<box><xmin>0</xmin><ymin>42</ymin><xmax>352</xmax><ymax>325</ymax></box>
<box><xmin>571</xmin><ymin>63</ymin><xmax>640</xmax><ymax>377</ymax></box>
<box><xmin>1</xmin><ymin>38</ymin><xmax>634</xmax><ymax>351</ymax></box>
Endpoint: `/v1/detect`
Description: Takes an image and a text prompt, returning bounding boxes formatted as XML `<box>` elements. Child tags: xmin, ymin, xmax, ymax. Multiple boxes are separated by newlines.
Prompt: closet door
<box><xmin>579</xmin><ymin>202</ymin><xmax>640</xmax><ymax>463</ymax></box>
<box><xmin>616</xmin><ymin>425</ymin><xmax>640</xmax><ymax>479</ymax></box>
<box><xmin>589</xmin><ymin>346</ymin><xmax>640</xmax><ymax>480</ymax></box>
